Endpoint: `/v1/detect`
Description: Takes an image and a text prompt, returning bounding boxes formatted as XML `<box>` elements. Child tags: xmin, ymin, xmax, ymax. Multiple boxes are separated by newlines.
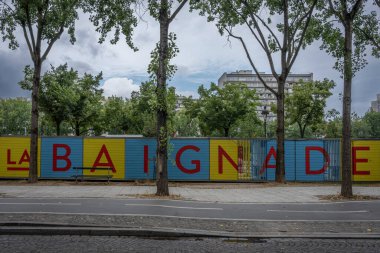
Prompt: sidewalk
<box><xmin>0</xmin><ymin>182</ymin><xmax>379</xmax><ymax>202</ymax></box>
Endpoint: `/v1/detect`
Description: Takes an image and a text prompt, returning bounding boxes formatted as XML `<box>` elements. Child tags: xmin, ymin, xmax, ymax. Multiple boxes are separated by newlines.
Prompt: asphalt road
<box><xmin>0</xmin><ymin>198</ymin><xmax>379</xmax><ymax>221</ymax></box>
<box><xmin>1</xmin><ymin>235</ymin><xmax>379</xmax><ymax>253</ymax></box>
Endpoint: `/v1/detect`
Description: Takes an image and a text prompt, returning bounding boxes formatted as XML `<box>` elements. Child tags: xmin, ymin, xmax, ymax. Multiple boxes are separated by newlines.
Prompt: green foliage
<box><xmin>128</xmin><ymin>81</ymin><xmax>177</xmax><ymax>137</ymax></box>
<box><xmin>81</xmin><ymin>0</ymin><xmax>138</xmax><ymax>50</ymax></box>
<box><xmin>20</xmin><ymin>64</ymin><xmax>78</xmax><ymax>135</ymax></box>
<box><xmin>173</xmin><ymin>109</ymin><xmax>201</xmax><ymax>137</ymax></box>
<box><xmin>363</xmin><ymin>110</ymin><xmax>380</xmax><ymax>138</ymax></box>
<box><xmin>0</xmin><ymin>98</ymin><xmax>31</xmax><ymax>135</ymax></box>
<box><xmin>102</xmin><ymin>96</ymin><xmax>130</xmax><ymax>135</ymax></box>
<box><xmin>19</xmin><ymin>64</ymin><xmax>103</xmax><ymax>136</ymax></box>
<box><xmin>148</xmin><ymin>32</ymin><xmax>179</xmax><ymax>82</ymax></box>
<box><xmin>323</xmin><ymin>109</ymin><xmax>342</xmax><ymax>138</ymax></box>
<box><xmin>285</xmin><ymin>79</ymin><xmax>335</xmax><ymax>138</ymax></box>
<box><xmin>351</xmin><ymin>112</ymin><xmax>370</xmax><ymax>138</ymax></box>
<box><xmin>0</xmin><ymin>0</ymin><xmax>80</xmax><ymax>55</ymax></box>
<box><xmin>69</xmin><ymin>72</ymin><xmax>103</xmax><ymax>136</ymax></box>
<box><xmin>320</xmin><ymin>1</ymin><xmax>380</xmax><ymax>76</ymax></box>
<box><xmin>187</xmin><ymin>82</ymin><xmax>259</xmax><ymax>137</ymax></box>
<box><xmin>230</xmin><ymin>111</ymin><xmax>262</xmax><ymax>138</ymax></box>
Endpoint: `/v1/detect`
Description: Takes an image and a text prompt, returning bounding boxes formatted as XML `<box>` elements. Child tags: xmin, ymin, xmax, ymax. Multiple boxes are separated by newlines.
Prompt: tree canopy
<box><xmin>285</xmin><ymin>79</ymin><xmax>335</xmax><ymax>138</ymax></box>
<box><xmin>186</xmin><ymin>83</ymin><xmax>259</xmax><ymax>137</ymax></box>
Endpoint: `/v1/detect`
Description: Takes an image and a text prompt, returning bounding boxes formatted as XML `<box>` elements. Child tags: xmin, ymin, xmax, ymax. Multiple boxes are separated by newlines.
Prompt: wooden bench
<box><xmin>72</xmin><ymin>167</ymin><xmax>113</xmax><ymax>183</ymax></box>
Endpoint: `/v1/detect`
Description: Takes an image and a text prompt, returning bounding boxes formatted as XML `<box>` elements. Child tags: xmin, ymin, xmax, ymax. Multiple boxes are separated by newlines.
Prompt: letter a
<box><xmin>259</xmin><ymin>146</ymin><xmax>276</xmax><ymax>175</ymax></box>
<box><xmin>92</xmin><ymin>144</ymin><xmax>116</xmax><ymax>173</ymax></box>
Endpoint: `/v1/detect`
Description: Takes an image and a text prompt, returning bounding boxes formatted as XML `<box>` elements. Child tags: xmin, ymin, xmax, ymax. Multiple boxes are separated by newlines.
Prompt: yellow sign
<box><xmin>210</xmin><ymin>140</ymin><xmax>241</xmax><ymax>180</ymax></box>
<box><xmin>83</xmin><ymin>138</ymin><xmax>125</xmax><ymax>180</ymax></box>
<box><xmin>352</xmin><ymin>140</ymin><xmax>380</xmax><ymax>181</ymax></box>
<box><xmin>0</xmin><ymin>137</ymin><xmax>40</xmax><ymax>178</ymax></box>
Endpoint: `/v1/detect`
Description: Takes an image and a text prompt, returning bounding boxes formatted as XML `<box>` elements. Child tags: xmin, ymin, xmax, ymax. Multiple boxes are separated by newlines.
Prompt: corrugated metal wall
<box><xmin>0</xmin><ymin>137</ymin><xmax>378</xmax><ymax>182</ymax></box>
<box><xmin>168</xmin><ymin>139</ymin><xmax>210</xmax><ymax>180</ymax></box>
<box><xmin>125</xmin><ymin>138</ymin><xmax>156</xmax><ymax>180</ymax></box>
<box><xmin>40</xmin><ymin>137</ymin><xmax>83</xmax><ymax>179</ymax></box>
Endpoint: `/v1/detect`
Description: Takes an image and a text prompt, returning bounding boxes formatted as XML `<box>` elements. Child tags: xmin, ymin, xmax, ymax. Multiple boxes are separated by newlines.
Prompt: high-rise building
<box><xmin>218</xmin><ymin>70</ymin><xmax>313</xmax><ymax>120</ymax></box>
<box><xmin>370</xmin><ymin>94</ymin><xmax>380</xmax><ymax>112</ymax></box>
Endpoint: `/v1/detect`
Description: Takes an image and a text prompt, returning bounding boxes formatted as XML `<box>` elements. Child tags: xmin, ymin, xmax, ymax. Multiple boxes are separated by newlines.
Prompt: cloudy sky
<box><xmin>0</xmin><ymin>4</ymin><xmax>379</xmax><ymax>116</ymax></box>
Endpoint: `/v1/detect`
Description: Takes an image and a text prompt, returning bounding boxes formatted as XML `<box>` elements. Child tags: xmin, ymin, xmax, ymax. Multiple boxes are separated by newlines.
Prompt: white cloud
<box><xmin>102</xmin><ymin>77</ymin><xmax>139</xmax><ymax>99</ymax></box>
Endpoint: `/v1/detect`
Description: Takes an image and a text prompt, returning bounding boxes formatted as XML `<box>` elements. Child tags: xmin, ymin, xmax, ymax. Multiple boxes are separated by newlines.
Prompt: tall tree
<box><xmin>147</xmin><ymin>0</ymin><xmax>189</xmax><ymax>195</ymax></box>
<box><xmin>84</xmin><ymin>0</ymin><xmax>188</xmax><ymax>195</ymax></box>
<box><xmin>19</xmin><ymin>64</ymin><xmax>78</xmax><ymax>136</ymax></box>
<box><xmin>321</xmin><ymin>0</ymin><xmax>380</xmax><ymax>197</ymax></box>
<box><xmin>1</xmin><ymin>0</ymin><xmax>81</xmax><ymax>182</ymax></box>
<box><xmin>285</xmin><ymin>79</ymin><xmax>335</xmax><ymax>138</ymax></box>
<box><xmin>194</xmin><ymin>0</ymin><xmax>319</xmax><ymax>182</ymax></box>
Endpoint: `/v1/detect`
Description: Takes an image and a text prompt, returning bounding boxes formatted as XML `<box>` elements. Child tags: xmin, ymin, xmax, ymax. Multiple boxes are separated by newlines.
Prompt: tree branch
<box><xmin>21</xmin><ymin>22</ymin><xmax>35</xmax><ymax>62</ymax></box>
<box><xmin>288</xmin><ymin>0</ymin><xmax>316</xmax><ymax>71</ymax></box>
<box><xmin>41</xmin><ymin>26</ymin><xmax>64</xmax><ymax>62</ymax></box>
<box><xmin>282</xmin><ymin>0</ymin><xmax>289</xmax><ymax>76</ymax></box>
<box><xmin>239</xmin><ymin>0</ymin><xmax>278</xmax><ymax>79</ymax></box>
<box><xmin>25</xmin><ymin>2</ymin><xmax>36</xmax><ymax>52</ymax></box>
<box><xmin>0</xmin><ymin>0</ymin><xmax>15</xmax><ymax>13</ymax></box>
<box><xmin>288</xmin><ymin>0</ymin><xmax>316</xmax><ymax>44</ymax></box>
<box><xmin>168</xmin><ymin>0</ymin><xmax>188</xmax><ymax>24</ymax></box>
<box><xmin>357</xmin><ymin>26</ymin><xmax>380</xmax><ymax>51</ymax></box>
<box><xmin>252</xmin><ymin>12</ymin><xmax>282</xmax><ymax>50</ymax></box>
<box><xmin>349</xmin><ymin>0</ymin><xmax>363</xmax><ymax>17</ymax></box>
<box><xmin>328</xmin><ymin>0</ymin><xmax>344</xmax><ymax>22</ymax></box>
<box><xmin>225</xmin><ymin>28</ymin><xmax>278</xmax><ymax>97</ymax></box>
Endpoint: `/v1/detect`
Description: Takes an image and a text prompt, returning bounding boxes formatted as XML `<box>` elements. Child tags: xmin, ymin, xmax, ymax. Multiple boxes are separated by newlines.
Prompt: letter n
<box><xmin>218</xmin><ymin>146</ymin><xmax>238</xmax><ymax>174</ymax></box>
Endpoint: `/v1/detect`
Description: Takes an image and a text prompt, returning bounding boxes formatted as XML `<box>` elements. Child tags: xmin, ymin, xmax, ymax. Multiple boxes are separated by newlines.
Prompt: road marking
<box><xmin>0</xmin><ymin>203</ymin><xmax>81</xmax><ymax>206</ymax></box>
<box><xmin>267</xmin><ymin>210</ymin><xmax>368</xmax><ymax>213</ymax></box>
<box><xmin>124</xmin><ymin>203</ymin><xmax>223</xmax><ymax>210</ymax></box>
<box><xmin>0</xmin><ymin>212</ymin><xmax>378</xmax><ymax>222</ymax></box>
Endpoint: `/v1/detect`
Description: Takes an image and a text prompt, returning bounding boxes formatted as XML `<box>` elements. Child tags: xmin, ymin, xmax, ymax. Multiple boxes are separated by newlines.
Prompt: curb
<box><xmin>1</xmin><ymin>225</ymin><xmax>380</xmax><ymax>239</ymax></box>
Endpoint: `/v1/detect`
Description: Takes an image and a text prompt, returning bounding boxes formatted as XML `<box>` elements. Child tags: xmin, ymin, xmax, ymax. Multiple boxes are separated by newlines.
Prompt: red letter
<box><xmin>53</xmin><ymin>144</ymin><xmax>72</xmax><ymax>171</ymax></box>
<box><xmin>92</xmin><ymin>144</ymin><xmax>116</xmax><ymax>173</ymax></box>
<box><xmin>176</xmin><ymin>145</ymin><xmax>201</xmax><ymax>174</ymax></box>
<box><xmin>7</xmin><ymin>149</ymin><xmax>16</xmax><ymax>165</ymax></box>
<box><xmin>18</xmin><ymin>149</ymin><xmax>30</xmax><ymax>164</ymax></box>
<box><xmin>218</xmin><ymin>146</ymin><xmax>238</xmax><ymax>174</ymax></box>
<box><xmin>305</xmin><ymin>146</ymin><xmax>330</xmax><ymax>175</ymax></box>
<box><xmin>144</xmin><ymin>145</ymin><xmax>149</xmax><ymax>174</ymax></box>
<box><xmin>259</xmin><ymin>146</ymin><xmax>277</xmax><ymax>175</ymax></box>
<box><xmin>352</xmin><ymin>146</ymin><xmax>370</xmax><ymax>175</ymax></box>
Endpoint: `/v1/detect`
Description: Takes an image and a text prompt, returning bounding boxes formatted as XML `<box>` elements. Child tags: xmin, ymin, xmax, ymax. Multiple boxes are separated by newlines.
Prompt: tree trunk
<box><xmin>29</xmin><ymin>59</ymin><xmax>41</xmax><ymax>183</ymax></box>
<box><xmin>300</xmin><ymin>123</ymin><xmax>306</xmax><ymax>138</ymax></box>
<box><xmin>224</xmin><ymin>128</ymin><xmax>229</xmax><ymax>137</ymax></box>
<box><xmin>341</xmin><ymin>20</ymin><xmax>353</xmax><ymax>197</ymax></box>
<box><xmin>276</xmin><ymin>78</ymin><xmax>286</xmax><ymax>183</ymax></box>
<box><xmin>156</xmin><ymin>0</ymin><xmax>170</xmax><ymax>196</ymax></box>
<box><xmin>75</xmin><ymin>121</ymin><xmax>80</xmax><ymax>136</ymax></box>
<box><xmin>56</xmin><ymin>121</ymin><xmax>61</xmax><ymax>136</ymax></box>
